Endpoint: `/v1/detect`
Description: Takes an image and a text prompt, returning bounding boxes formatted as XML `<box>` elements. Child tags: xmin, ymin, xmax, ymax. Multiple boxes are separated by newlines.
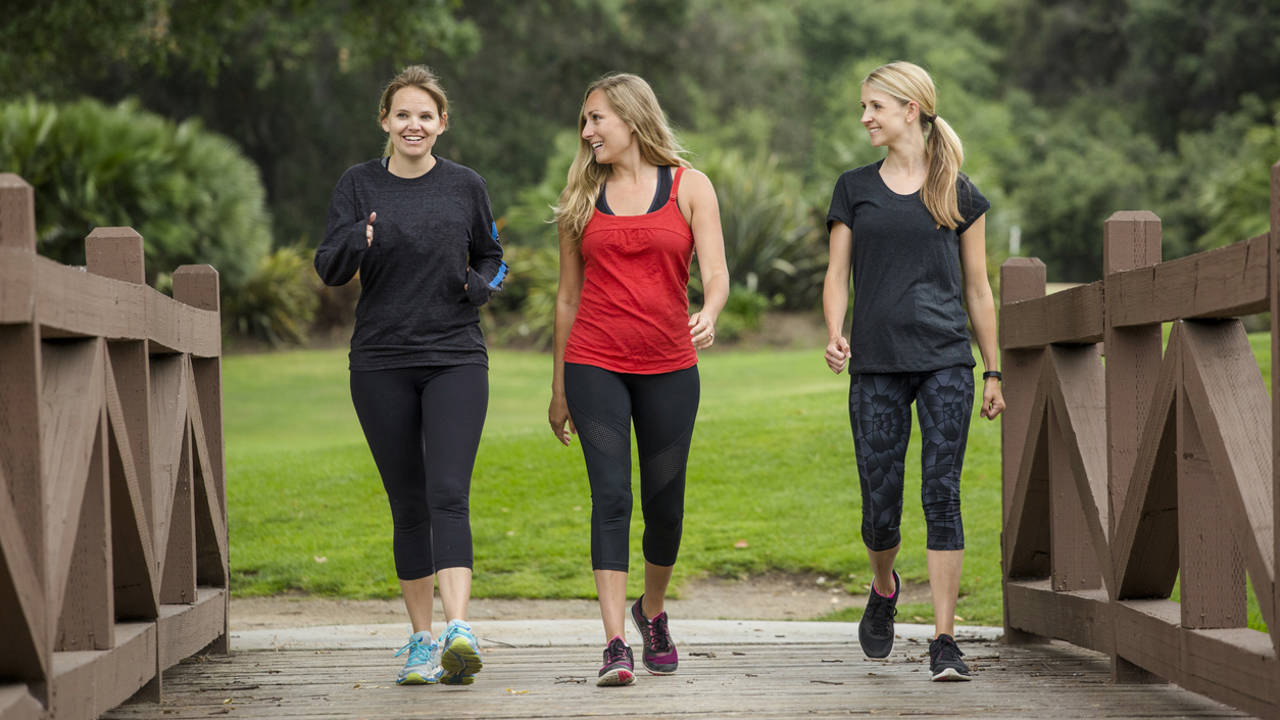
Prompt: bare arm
<box><xmin>679</xmin><ymin>168</ymin><xmax>730</xmax><ymax>349</ymax></box>
<box><xmin>822</xmin><ymin>221</ymin><xmax>853</xmax><ymax>374</ymax></box>
<box><xmin>959</xmin><ymin>213</ymin><xmax>1004</xmax><ymax>419</ymax></box>
<box><xmin>548</xmin><ymin>219</ymin><xmax>585</xmax><ymax>445</ymax></box>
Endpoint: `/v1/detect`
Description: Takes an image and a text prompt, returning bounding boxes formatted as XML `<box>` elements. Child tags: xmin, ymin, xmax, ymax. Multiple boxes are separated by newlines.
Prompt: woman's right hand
<box><xmin>825</xmin><ymin>336</ymin><xmax>851</xmax><ymax>374</ymax></box>
<box><xmin>365</xmin><ymin>211</ymin><xmax>377</xmax><ymax>246</ymax></box>
<box><xmin>548</xmin><ymin>393</ymin><xmax>576</xmax><ymax>446</ymax></box>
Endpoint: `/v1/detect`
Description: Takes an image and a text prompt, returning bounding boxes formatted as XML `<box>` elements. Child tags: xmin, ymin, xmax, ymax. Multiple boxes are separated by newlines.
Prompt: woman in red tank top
<box><xmin>548</xmin><ymin>73</ymin><xmax>729</xmax><ymax>687</ymax></box>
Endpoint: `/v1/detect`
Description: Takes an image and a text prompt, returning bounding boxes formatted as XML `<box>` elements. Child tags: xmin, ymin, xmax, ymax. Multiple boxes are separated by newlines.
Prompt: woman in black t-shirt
<box><xmin>821</xmin><ymin>61</ymin><xmax>1004</xmax><ymax>682</ymax></box>
<box><xmin>314</xmin><ymin>65</ymin><xmax>505</xmax><ymax>688</ymax></box>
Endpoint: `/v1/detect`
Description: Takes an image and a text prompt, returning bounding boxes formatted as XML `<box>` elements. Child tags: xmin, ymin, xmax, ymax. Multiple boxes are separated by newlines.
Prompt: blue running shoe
<box><xmin>438</xmin><ymin>619</ymin><xmax>483</xmax><ymax>685</ymax></box>
<box><xmin>394</xmin><ymin>630</ymin><xmax>442</xmax><ymax>685</ymax></box>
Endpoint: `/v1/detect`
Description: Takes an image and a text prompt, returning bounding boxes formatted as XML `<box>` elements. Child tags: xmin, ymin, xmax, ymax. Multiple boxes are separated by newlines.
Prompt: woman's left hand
<box><xmin>980</xmin><ymin>377</ymin><xmax>1005</xmax><ymax>419</ymax></box>
<box><xmin>689</xmin><ymin>311</ymin><xmax>717</xmax><ymax>349</ymax></box>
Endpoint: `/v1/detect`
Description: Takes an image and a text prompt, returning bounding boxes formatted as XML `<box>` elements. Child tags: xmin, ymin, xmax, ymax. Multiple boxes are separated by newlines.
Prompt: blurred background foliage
<box><xmin>2</xmin><ymin>0</ymin><xmax>1278</xmax><ymax>346</ymax></box>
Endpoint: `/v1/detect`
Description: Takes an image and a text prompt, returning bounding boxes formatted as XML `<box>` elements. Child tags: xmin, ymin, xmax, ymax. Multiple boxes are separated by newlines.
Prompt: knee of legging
<box><xmin>861</xmin><ymin>525</ymin><xmax>901</xmax><ymax>552</ymax></box>
<box><xmin>641</xmin><ymin>502</ymin><xmax>684</xmax><ymax>534</ymax></box>
<box><xmin>591</xmin><ymin>487</ymin><xmax>633</xmax><ymax>518</ymax></box>
<box><xmin>922</xmin><ymin>496</ymin><xmax>962</xmax><ymax>526</ymax></box>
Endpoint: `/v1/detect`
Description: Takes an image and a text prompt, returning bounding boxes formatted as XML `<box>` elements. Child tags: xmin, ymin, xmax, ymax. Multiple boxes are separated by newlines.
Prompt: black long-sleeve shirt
<box><xmin>315</xmin><ymin>157</ymin><xmax>506</xmax><ymax>371</ymax></box>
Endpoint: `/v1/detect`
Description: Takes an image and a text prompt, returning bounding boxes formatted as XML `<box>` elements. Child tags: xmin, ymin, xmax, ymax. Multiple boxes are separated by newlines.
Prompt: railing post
<box><xmin>1270</xmin><ymin>160</ymin><xmax>1280</xmax><ymax>654</ymax></box>
<box><xmin>1000</xmin><ymin>257</ymin><xmax>1047</xmax><ymax>644</ymax></box>
<box><xmin>0</xmin><ymin>174</ymin><xmax>50</xmax><ymax>705</ymax></box>
<box><xmin>1102</xmin><ymin>211</ymin><xmax>1166</xmax><ymax>683</ymax></box>
<box><xmin>87</xmin><ymin>227</ymin><xmax>154</xmax><ymax>628</ymax></box>
<box><xmin>172</xmin><ymin>264</ymin><xmax>228</xmax><ymax>655</ymax></box>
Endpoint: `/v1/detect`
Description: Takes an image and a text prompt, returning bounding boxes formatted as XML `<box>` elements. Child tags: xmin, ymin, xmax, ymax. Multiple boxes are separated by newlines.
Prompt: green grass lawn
<box><xmin>225</xmin><ymin>332</ymin><xmax>1271</xmax><ymax>629</ymax></box>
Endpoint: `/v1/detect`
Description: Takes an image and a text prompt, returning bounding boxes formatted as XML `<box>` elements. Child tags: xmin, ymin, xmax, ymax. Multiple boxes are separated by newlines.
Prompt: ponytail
<box><xmin>922</xmin><ymin>115</ymin><xmax>964</xmax><ymax>230</ymax></box>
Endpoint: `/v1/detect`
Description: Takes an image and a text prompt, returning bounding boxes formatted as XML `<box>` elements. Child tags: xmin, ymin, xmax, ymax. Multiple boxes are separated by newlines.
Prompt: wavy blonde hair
<box><xmin>864</xmin><ymin>61</ymin><xmax>965</xmax><ymax>229</ymax></box>
<box><xmin>377</xmin><ymin>65</ymin><xmax>449</xmax><ymax>157</ymax></box>
<box><xmin>553</xmin><ymin>73</ymin><xmax>690</xmax><ymax>240</ymax></box>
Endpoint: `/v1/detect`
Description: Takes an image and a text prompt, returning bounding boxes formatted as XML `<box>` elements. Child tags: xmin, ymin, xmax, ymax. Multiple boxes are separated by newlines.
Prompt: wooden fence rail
<box><xmin>0</xmin><ymin>174</ymin><xmax>228</xmax><ymax>720</ymax></box>
<box><xmin>999</xmin><ymin>161</ymin><xmax>1280</xmax><ymax>718</ymax></box>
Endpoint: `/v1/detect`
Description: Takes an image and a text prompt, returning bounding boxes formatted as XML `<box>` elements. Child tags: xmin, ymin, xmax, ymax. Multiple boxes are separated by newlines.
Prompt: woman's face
<box><xmin>859</xmin><ymin>85</ymin><xmax>913</xmax><ymax>148</ymax></box>
<box><xmin>580</xmin><ymin>89</ymin><xmax>634</xmax><ymax>165</ymax></box>
<box><xmin>381</xmin><ymin>86</ymin><xmax>446</xmax><ymax>163</ymax></box>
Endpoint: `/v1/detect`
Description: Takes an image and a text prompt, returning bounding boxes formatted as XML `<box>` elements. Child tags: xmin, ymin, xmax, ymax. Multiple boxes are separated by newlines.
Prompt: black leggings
<box><xmin>849</xmin><ymin>366</ymin><xmax>973</xmax><ymax>552</ymax></box>
<box><xmin>350</xmin><ymin>364</ymin><xmax>488</xmax><ymax>579</ymax></box>
<box><xmin>564</xmin><ymin>363</ymin><xmax>699</xmax><ymax>572</ymax></box>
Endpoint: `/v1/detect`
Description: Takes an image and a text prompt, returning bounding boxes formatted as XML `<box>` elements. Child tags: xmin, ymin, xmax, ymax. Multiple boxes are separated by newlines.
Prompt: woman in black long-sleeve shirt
<box><xmin>314</xmin><ymin>65</ymin><xmax>505</xmax><ymax>688</ymax></box>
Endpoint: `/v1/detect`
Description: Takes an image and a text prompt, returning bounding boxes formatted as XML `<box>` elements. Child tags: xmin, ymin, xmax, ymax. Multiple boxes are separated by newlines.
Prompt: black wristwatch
<box><xmin>982</xmin><ymin>370</ymin><xmax>1002</xmax><ymax>381</ymax></box>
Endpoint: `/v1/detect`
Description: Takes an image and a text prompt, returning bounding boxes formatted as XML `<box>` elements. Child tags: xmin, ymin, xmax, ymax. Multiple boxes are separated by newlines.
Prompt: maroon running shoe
<box><xmin>630</xmin><ymin>595</ymin><xmax>679</xmax><ymax>674</ymax></box>
<box><xmin>597</xmin><ymin>635</ymin><xmax>635</xmax><ymax>686</ymax></box>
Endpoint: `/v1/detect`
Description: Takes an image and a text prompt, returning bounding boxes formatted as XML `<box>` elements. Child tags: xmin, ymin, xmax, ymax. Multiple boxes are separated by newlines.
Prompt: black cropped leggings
<box><xmin>350</xmin><ymin>364</ymin><xmax>488</xmax><ymax>580</ymax></box>
<box><xmin>564</xmin><ymin>363</ymin><xmax>699</xmax><ymax>572</ymax></box>
<box><xmin>849</xmin><ymin>366</ymin><xmax>973</xmax><ymax>552</ymax></box>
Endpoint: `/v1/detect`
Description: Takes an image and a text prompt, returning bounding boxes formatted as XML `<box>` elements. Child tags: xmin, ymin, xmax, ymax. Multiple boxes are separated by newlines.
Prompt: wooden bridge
<box><xmin>2</xmin><ymin>160</ymin><xmax>1280</xmax><ymax>718</ymax></box>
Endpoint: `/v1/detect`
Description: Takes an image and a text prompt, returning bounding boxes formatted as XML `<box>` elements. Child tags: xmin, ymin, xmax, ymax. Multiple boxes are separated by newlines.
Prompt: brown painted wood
<box><xmin>0</xmin><ymin>320</ymin><xmax>46</xmax><ymax>690</ymax></box>
<box><xmin>1103</xmin><ymin>212</ymin><xmax>1163</xmax><ymax>550</ymax></box>
<box><xmin>1110</xmin><ymin>234</ymin><xmax>1270</xmax><ymax>327</ymax></box>
<box><xmin>1181</xmin><ymin>627</ymin><xmax>1278</xmax><ymax>718</ymax></box>
<box><xmin>0</xmin><ymin>175</ymin><xmax>36</xmax><ymax>252</ymax></box>
<box><xmin>1111</xmin><ymin>324</ymin><xmax>1180</xmax><ymax>599</ymax></box>
<box><xmin>86</xmin><ymin>227</ymin><xmax>146</xmax><ymax>285</ymax></box>
<box><xmin>26</xmin><ymin>254</ymin><xmax>219</xmax><ymax>358</ymax></box>
<box><xmin>0</xmin><ymin>686</ymin><xmax>40</xmax><ymax>720</ymax></box>
<box><xmin>160</xmin><ymin>423</ymin><xmax>196</xmax><ymax>605</ymax></box>
<box><xmin>1113</xmin><ymin>599</ymin><xmax>1182</xmax><ymax>681</ymax></box>
<box><xmin>0</xmin><ymin>250</ymin><xmax>35</xmax><ymax>324</ymax></box>
<box><xmin>50</xmin><ymin>622</ymin><xmax>155</xmax><ymax>720</ymax></box>
<box><xmin>1003</xmin><ymin>378</ymin><xmax>1051</xmax><ymax>579</ymax></box>
<box><xmin>1177</xmin><ymin>371</ymin><xmax>1247</xmax><ymax>629</ymax></box>
<box><xmin>148</xmin><ymin>354</ymin><xmax>187</xmax><ymax>575</ymax></box>
<box><xmin>1180</xmin><ymin>320</ymin><xmax>1275</xmax><ymax>632</ymax></box>
<box><xmin>1271</xmin><ymin>159</ymin><xmax>1280</xmax><ymax>653</ymax></box>
<box><xmin>104</xmin><ymin>354</ymin><xmax>160</xmax><ymax>621</ymax></box>
<box><xmin>0</xmin><ymin>458</ymin><xmax>46</xmax><ymax>690</ymax></box>
<box><xmin>1000</xmin><ymin>280</ymin><xmax>1104</xmax><ymax>349</ymax></box>
<box><xmin>156</xmin><ymin>588</ymin><xmax>225</xmax><ymax>670</ymax></box>
<box><xmin>103</xmin><ymin>641</ymin><xmax>1249</xmax><ymax>720</ymax></box>
<box><xmin>41</xmin><ymin>340</ymin><xmax>105</xmax><ymax>637</ymax></box>
<box><xmin>56</xmin><ymin>401</ymin><xmax>114</xmax><ymax>653</ymax></box>
<box><xmin>1005</xmin><ymin>580</ymin><xmax>1112</xmax><ymax>653</ymax></box>
<box><xmin>999</xmin><ymin>259</ymin><xmax>1049</xmax><ymax>645</ymax></box>
<box><xmin>1045</xmin><ymin>345</ymin><xmax>1109</xmax><ymax>594</ymax></box>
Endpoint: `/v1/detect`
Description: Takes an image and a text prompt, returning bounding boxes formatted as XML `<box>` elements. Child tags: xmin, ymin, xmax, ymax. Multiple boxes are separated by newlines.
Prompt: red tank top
<box><xmin>564</xmin><ymin>167</ymin><xmax>698</xmax><ymax>374</ymax></box>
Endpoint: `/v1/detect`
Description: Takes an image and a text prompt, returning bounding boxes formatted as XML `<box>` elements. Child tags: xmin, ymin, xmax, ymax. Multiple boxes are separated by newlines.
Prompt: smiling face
<box><xmin>859</xmin><ymin>84</ymin><xmax>914</xmax><ymax>148</ymax></box>
<box><xmin>580</xmin><ymin>89</ymin><xmax>635</xmax><ymax>165</ymax></box>
<box><xmin>380</xmin><ymin>86</ymin><xmax>447</xmax><ymax>163</ymax></box>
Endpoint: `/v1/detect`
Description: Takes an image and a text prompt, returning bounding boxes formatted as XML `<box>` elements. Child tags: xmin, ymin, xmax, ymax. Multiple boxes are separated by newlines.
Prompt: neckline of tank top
<box><xmin>595</xmin><ymin>165</ymin><xmax>674</xmax><ymax>217</ymax></box>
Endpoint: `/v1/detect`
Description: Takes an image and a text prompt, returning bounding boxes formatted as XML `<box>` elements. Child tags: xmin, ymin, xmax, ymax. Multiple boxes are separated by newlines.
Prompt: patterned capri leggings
<box><xmin>849</xmin><ymin>366</ymin><xmax>974</xmax><ymax>552</ymax></box>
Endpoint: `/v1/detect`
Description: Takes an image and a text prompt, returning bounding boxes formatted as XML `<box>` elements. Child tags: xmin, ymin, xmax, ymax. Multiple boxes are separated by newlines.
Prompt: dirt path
<box><xmin>230</xmin><ymin>572</ymin><xmax>934</xmax><ymax>630</ymax></box>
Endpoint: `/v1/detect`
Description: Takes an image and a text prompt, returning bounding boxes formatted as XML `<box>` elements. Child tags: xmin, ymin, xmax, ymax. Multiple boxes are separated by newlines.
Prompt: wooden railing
<box><xmin>999</xmin><ymin>162</ymin><xmax>1279</xmax><ymax>718</ymax></box>
<box><xmin>0</xmin><ymin>174</ymin><xmax>228</xmax><ymax>720</ymax></box>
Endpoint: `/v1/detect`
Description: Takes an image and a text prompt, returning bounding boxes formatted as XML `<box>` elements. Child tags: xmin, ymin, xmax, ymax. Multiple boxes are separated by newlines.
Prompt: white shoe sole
<box><xmin>931</xmin><ymin>667</ymin><xmax>972</xmax><ymax>681</ymax></box>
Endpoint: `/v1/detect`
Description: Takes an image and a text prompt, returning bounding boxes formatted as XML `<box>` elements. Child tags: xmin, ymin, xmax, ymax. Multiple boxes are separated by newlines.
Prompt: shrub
<box><xmin>0</xmin><ymin>96</ymin><xmax>271</xmax><ymax>299</ymax></box>
<box><xmin>223</xmin><ymin>247</ymin><xmax>320</xmax><ymax>347</ymax></box>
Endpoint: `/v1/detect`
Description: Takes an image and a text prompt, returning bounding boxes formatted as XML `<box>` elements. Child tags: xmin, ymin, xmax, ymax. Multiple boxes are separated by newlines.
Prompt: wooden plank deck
<box><xmin>103</xmin><ymin>638</ymin><xmax>1251</xmax><ymax>719</ymax></box>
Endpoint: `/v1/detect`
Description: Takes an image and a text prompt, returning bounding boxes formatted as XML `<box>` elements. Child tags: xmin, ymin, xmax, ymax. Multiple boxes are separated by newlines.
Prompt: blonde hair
<box><xmin>377</xmin><ymin>65</ymin><xmax>449</xmax><ymax>157</ymax></box>
<box><xmin>553</xmin><ymin>73</ymin><xmax>690</xmax><ymax>240</ymax></box>
<box><xmin>864</xmin><ymin>61</ymin><xmax>965</xmax><ymax>229</ymax></box>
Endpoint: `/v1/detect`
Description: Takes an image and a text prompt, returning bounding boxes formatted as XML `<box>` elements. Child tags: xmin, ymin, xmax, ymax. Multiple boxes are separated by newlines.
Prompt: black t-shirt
<box><xmin>826</xmin><ymin>160</ymin><xmax>989</xmax><ymax>374</ymax></box>
<box><xmin>314</xmin><ymin>157</ymin><xmax>505</xmax><ymax>371</ymax></box>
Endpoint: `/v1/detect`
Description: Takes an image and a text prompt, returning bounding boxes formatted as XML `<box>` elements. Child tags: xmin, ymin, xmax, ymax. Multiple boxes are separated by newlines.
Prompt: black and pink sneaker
<box><xmin>597</xmin><ymin>635</ymin><xmax>635</xmax><ymax>686</ymax></box>
<box><xmin>630</xmin><ymin>595</ymin><xmax>679</xmax><ymax>674</ymax></box>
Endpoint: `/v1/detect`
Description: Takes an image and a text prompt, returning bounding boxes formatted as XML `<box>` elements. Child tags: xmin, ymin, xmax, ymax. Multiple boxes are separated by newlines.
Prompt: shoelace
<box><xmin>866</xmin><ymin>596</ymin><xmax>897</xmax><ymax>634</ymax></box>
<box><xmin>604</xmin><ymin>639</ymin><xmax>630</xmax><ymax>665</ymax></box>
<box><xmin>647</xmin><ymin>613</ymin><xmax>672</xmax><ymax>652</ymax></box>
<box><xmin>932</xmin><ymin>637</ymin><xmax>964</xmax><ymax>663</ymax></box>
<box><xmin>395</xmin><ymin>637</ymin><xmax>433</xmax><ymax>664</ymax></box>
